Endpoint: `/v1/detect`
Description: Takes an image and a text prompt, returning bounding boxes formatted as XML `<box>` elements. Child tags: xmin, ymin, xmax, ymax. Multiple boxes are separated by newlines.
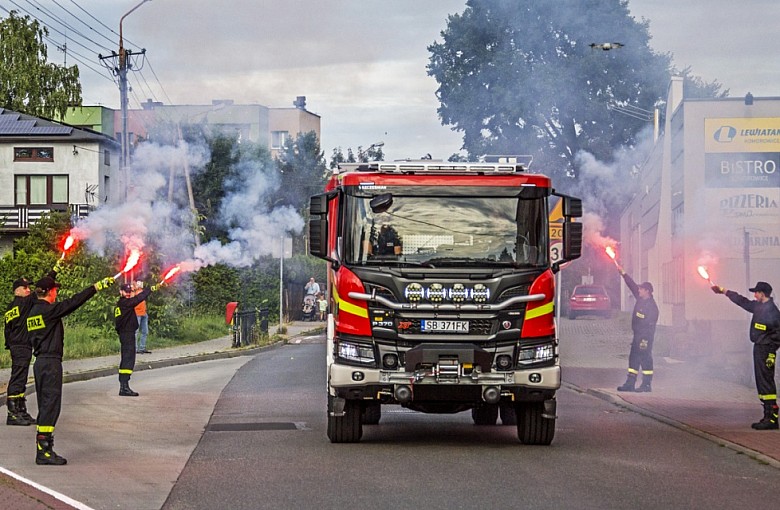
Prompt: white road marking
<box><xmin>0</xmin><ymin>465</ymin><xmax>95</xmax><ymax>510</ymax></box>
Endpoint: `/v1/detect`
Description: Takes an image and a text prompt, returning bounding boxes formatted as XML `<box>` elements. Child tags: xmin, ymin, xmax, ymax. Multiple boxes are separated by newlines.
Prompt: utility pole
<box><xmin>98</xmin><ymin>0</ymin><xmax>151</xmax><ymax>199</ymax></box>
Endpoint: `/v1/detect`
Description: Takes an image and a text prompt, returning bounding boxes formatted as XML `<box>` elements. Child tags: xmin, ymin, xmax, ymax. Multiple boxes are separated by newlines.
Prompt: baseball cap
<box><xmin>34</xmin><ymin>276</ymin><xmax>61</xmax><ymax>292</ymax></box>
<box><xmin>639</xmin><ymin>281</ymin><xmax>654</xmax><ymax>293</ymax></box>
<box><xmin>12</xmin><ymin>277</ymin><xmax>31</xmax><ymax>291</ymax></box>
<box><xmin>749</xmin><ymin>281</ymin><xmax>772</xmax><ymax>295</ymax></box>
<box><xmin>120</xmin><ymin>283</ymin><xmax>133</xmax><ymax>292</ymax></box>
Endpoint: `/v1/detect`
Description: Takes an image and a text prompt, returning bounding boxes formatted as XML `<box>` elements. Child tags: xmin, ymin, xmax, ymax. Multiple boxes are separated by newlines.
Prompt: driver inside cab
<box><xmin>370</xmin><ymin>224</ymin><xmax>402</xmax><ymax>257</ymax></box>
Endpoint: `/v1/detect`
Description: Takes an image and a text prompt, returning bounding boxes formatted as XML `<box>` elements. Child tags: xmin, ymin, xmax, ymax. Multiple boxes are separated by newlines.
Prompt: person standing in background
<box><xmin>134</xmin><ymin>281</ymin><xmax>150</xmax><ymax>354</ymax></box>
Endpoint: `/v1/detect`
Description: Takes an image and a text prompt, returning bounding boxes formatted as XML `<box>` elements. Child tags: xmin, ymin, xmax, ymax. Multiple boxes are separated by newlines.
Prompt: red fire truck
<box><xmin>309</xmin><ymin>158</ymin><xmax>582</xmax><ymax>444</ymax></box>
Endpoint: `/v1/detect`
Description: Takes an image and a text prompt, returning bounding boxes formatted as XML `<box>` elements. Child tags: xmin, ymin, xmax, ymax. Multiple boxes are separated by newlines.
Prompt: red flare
<box><xmin>114</xmin><ymin>249</ymin><xmax>142</xmax><ymax>278</ymax></box>
<box><xmin>605</xmin><ymin>246</ymin><xmax>616</xmax><ymax>260</ymax></box>
<box><xmin>697</xmin><ymin>265</ymin><xmax>715</xmax><ymax>286</ymax></box>
<box><xmin>162</xmin><ymin>265</ymin><xmax>181</xmax><ymax>282</ymax></box>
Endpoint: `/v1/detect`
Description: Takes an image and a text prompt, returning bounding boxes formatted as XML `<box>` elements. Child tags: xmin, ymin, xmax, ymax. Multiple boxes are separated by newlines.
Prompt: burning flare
<box><xmin>697</xmin><ymin>265</ymin><xmax>715</xmax><ymax>286</ymax></box>
<box><xmin>605</xmin><ymin>246</ymin><xmax>616</xmax><ymax>260</ymax></box>
<box><xmin>114</xmin><ymin>249</ymin><xmax>142</xmax><ymax>279</ymax></box>
<box><xmin>162</xmin><ymin>265</ymin><xmax>181</xmax><ymax>282</ymax></box>
<box><xmin>60</xmin><ymin>234</ymin><xmax>76</xmax><ymax>260</ymax></box>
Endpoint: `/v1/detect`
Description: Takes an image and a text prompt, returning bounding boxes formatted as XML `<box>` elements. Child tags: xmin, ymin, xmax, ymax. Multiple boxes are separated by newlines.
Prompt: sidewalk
<box><xmin>0</xmin><ymin>320</ymin><xmax>325</xmax><ymax>510</ymax></box>
<box><xmin>0</xmin><ymin>321</ymin><xmax>325</xmax><ymax>395</ymax></box>
<box><xmin>559</xmin><ymin>315</ymin><xmax>780</xmax><ymax>468</ymax></box>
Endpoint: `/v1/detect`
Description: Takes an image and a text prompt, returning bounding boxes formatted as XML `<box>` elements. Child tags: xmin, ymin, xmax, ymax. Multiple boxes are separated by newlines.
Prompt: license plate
<box><xmin>421</xmin><ymin>320</ymin><xmax>469</xmax><ymax>333</ymax></box>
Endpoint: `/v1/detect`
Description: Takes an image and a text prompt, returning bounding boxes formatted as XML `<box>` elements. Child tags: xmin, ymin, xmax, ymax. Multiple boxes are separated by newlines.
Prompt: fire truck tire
<box><xmin>499</xmin><ymin>403</ymin><xmax>517</xmax><ymax>425</ymax></box>
<box><xmin>327</xmin><ymin>397</ymin><xmax>363</xmax><ymax>443</ymax></box>
<box><xmin>471</xmin><ymin>404</ymin><xmax>499</xmax><ymax>425</ymax></box>
<box><xmin>515</xmin><ymin>402</ymin><xmax>555</xmax><ymax>445</ymax></box>
<box><xmin>362</xmin><ymin>402</ymin><xmax>381</xmax><ymax>425</ymax></box>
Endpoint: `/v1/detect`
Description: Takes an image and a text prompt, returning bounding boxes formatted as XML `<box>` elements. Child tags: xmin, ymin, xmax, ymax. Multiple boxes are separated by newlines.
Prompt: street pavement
<box><xmin>0</xmin><ymin>315</ymin><xmax>778</xmax><ymax>509</ymax></box>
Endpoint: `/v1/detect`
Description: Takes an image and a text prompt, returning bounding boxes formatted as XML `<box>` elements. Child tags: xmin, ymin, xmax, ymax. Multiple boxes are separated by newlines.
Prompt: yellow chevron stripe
<box><xmin>333</xmin><ymin>286</ymin><xmax>368</xmax><ymax>319</ymax></box>
<box><xmin>524</xmin><ymin>301</ymin><xmax>553</xmax><ymax>320</ymax></box>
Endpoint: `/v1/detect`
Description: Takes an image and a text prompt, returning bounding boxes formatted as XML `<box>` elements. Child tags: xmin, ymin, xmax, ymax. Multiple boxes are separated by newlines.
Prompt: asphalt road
<box><xmin>162</xmin><ymin>336</ymin><xmax>778</xmax><ymax>510</ymax></box>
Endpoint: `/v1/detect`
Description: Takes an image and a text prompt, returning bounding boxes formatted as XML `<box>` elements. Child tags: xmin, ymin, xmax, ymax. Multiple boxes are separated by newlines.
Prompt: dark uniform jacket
<box><xmin>622</xmin><ymin>273</ymin><xmax>659</xmax><ymax>339</ymax></box>
<box><xmin>114</xmin><ymin>288</ymin><xmax>151</xmax><ymax>333</ymax></box>
<box><xmin>5</xmin><ymin>270</ymin><xmax>57</xmax><ymax>350</ymax></box>
<box><xmin>27</xmin><ymin>286</ymin><xmax>97</xmax><ymax>359</ymax></box>
<box><xmin>725</xmin><ymin>291</ymin><xmax>780</xmax><ymax>346</ymax></box>
<box><xmin>4</xmin><ymin>294</ymin><xmax>38</xmax><ymax>349</ymax></box>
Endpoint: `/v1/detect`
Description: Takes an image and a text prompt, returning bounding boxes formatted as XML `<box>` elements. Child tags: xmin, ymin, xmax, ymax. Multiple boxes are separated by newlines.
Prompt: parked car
<box><xmin>568</xmin><ymin>284</ymin><xmax>611</xmax><ymax>319</ymax></box>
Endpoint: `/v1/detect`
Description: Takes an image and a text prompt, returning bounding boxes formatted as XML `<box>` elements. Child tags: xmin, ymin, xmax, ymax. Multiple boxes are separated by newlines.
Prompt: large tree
<box><xmin>428</xmin><ymin>1</ymin><xmax>687</xmax><ymax>180</ymax></box>
<box><xmin>277</xmin><ymin>131</ymin><xmax>328</xmax><ymax>213</ymax></box>
<box><xmin>0</xmin><ymin>11</ymin><xmax>82</xmax><ymax>119</ymax></box>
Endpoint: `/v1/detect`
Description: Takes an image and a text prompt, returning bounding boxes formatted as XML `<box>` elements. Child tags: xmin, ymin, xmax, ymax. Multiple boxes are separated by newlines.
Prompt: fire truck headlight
<box><xmin>517</xmin><ymin>343</ymin><xmax>555</xmax><ymax>366</ymax></box>
<box><xmin>405</xmin><ymin>283</ymin><xmax>424</xmax><ymax>303</ymax></box>
<box><xmin>472</xmin><ymin>283</ymin><xmax>490</xmax><ymax>303</ymax></box>
<box><xmin>338</xmin><ymin>341</ymin><xmax>375</xmax><ymax>364</ymax></box>
<box><xmin>427</xmin><ymin>283</ymin><xmax>446</xmax><ymax>302</ymax></box>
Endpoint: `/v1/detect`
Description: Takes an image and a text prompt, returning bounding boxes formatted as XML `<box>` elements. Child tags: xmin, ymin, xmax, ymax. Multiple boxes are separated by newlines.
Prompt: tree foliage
<box><xmin>427</xmin><ymin>1</ymin><xmax>722</xmax><ymax>180</ymax></box>
<box><xmin>0</xmin><ymin>11</ymin><xmax>82</xmax><ymax>119</ymax></box>
<box><xmin>277</xmin><ymin>131</ymin><xmax>328</xmax><ymax>214</ymax></box>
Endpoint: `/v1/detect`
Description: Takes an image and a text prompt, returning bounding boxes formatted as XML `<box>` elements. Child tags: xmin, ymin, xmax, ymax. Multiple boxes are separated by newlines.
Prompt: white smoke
<box><xmin>72</xmin><ymin>140</ymin><xmax>303</xmax><ymax>275</ymax></box>
<box><xmin>572</xmin><ymin>125</ymin><xmax>656</xmax><ymax>247</ymax></box>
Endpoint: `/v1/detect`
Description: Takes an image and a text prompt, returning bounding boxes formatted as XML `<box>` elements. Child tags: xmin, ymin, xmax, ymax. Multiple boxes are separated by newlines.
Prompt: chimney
<box><xmin>293</xmin><ymin>96</ymin><xmax>306</xmax><ymax>110</ymax></box>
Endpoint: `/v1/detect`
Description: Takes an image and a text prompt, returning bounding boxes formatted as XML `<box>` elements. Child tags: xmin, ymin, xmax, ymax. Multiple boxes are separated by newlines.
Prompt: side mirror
<box><xmin>370</xmin><ymin>193</ymin><xmax>393</xmax><ymax>214</ymax></box>
<box><xmin>309</xmin><ymin>194</ymin><xmax>329</xmax><ymax>259</ymax></box>
<box><xmin>563</xmin><ymin>221</ymin><xmax>583</xmax><ymax>260</ymax></box>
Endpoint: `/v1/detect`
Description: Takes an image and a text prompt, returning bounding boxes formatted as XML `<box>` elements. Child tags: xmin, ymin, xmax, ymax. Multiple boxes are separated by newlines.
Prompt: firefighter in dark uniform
<box><xmin>712</xmin><ymin>281</ymin><xmax>780</xmax><ymax>430</ymax></box>
<box><xmin>371</xmin><ymin>224</ymin><xmax>402</xmax><ymax>257</ymax></box>
<box><xmin>5</xmin><ymin>277</ymin><xmax>37</xmax><ymax>425</ymax></box>
<box><xmin>5</xmin><ymin>267</ymin><xmax>60</xmax><ymax>426</ymax></box>
<box><xmin>27</xmin><ymin>274</ymin><xmax>114</xmax><ymax>465</ymax></box>
<box><xmin>114</xmin><ymin>283</ymin><xmax>153</xmax><ymax>397</ymax></box>
<box><xmin>616</xmin><ymin>265</ymin><xmax>659</xmax><ymax>392</ymax></box>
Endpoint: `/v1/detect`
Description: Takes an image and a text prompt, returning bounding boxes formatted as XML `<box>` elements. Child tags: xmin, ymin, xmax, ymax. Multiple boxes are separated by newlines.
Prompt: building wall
<box><xmin>268</xmin><ymin>107</ymin><xmax>322</xmax><ymax>158</ymax></box>
<box><xmin>622</xmin><ymin>81</ymin><xmax>780</xmax><ymax>379</ymax></box>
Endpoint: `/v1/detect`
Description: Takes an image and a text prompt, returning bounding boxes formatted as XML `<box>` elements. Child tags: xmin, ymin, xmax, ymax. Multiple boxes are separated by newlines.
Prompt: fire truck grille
<box><xmin>364</xmin><ymin>283</ymin><xmax>396</xmax><ymax>301</ymax></box>
<box><xmin>498</xmin><ymin>284</ymin><xmax>531</xmax><ymax>300</ymax></box>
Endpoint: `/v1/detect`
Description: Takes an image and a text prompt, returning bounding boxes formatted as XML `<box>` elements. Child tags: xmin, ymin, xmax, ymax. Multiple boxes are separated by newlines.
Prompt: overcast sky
<box><xmin>14</xmin><ymin>0</ymin><xmax>779</xmax><ymax>161</ymax></box>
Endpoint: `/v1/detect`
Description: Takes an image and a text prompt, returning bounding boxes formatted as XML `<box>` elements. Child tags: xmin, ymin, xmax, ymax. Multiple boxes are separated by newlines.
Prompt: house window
<box><xmin>14</xmin><ymin>175</ymin><xmax>69</xmax><ymax>206</ymax></box>
<box><xmin>104</xmin><ymin>149</ymin><xmax>111</xmax><ymax>166</ymax></box>
<box><xmin>14</xmin><ymin>147</ymin><xmax>54</xmax><ymax>162</ymax></box>
<box><xmin>272</xmin><ymin>131</ymin><xmax>289</xmax><ymax>149</ymax></box>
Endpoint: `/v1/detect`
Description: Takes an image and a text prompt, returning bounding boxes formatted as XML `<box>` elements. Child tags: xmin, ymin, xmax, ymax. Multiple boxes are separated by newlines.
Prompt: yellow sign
<box><xmin>705</xmin><ymin>118</ymin><xmax>780</xmax><ymax>153</ymax></box>
<box><xmin>549</xmin><ymin>197</ymin><xmax>563</xmax><ymax>240</ymax></box>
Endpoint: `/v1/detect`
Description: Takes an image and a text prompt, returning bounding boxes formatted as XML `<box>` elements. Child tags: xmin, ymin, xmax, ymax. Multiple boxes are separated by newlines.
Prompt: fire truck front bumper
<box><xmin>329</xmin><ymin>362</ymin><xmax>560</xmax><ymax>404</ymax></box>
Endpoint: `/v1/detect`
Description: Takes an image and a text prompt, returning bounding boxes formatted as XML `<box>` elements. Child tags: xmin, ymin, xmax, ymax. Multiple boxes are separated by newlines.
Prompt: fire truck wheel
<box><xmin>327</xmin><ymin>397</ymin><xmax>363</xmax><ymax>443</ymax></box>
<box><xmin>499</xmin><ymin>403</ymin><xmax>517</xmax><ymax>425</ymax></box>
<box><xmin>471</xmin><ymin>404</ymin><xmax>499</xmax><ymax>425</ymax></box>
<box><xmin>515</xmin><ymin>402</ymin><xmax>555</xmax><ymax>445</ymax></box>
<box><xmin>362</xmin><ymin>402</ymin><xmax>381</xmax><ymax>425</ymax></box>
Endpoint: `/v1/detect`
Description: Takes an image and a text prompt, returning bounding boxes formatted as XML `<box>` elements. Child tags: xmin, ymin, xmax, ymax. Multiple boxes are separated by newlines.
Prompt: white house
<box><xmin>0</xmin><ymin>108</ymin><xmax>119</xmax><ymax>253</ymax></box>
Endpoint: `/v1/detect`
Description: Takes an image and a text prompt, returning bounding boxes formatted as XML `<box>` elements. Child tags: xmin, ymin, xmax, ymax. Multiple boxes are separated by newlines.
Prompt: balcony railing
<box><xmin>0</xmin><ymin>204</ymin><xmax>93</xmax><ymax>231</ymax></box>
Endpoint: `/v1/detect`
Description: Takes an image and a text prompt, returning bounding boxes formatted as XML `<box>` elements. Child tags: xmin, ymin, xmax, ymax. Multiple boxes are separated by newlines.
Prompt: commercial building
<box><xmin>621</xmin><ymin>76</ymin><xmax>780</xmax><ymax>381</ymax></box>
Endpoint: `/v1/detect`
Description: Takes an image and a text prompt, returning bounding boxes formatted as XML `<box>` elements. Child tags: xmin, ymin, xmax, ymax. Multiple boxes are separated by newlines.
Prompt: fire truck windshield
<box><xmin>343</xmin><ymin>188</ymin><xmax>549</xmax><ymax>268</ymax></box>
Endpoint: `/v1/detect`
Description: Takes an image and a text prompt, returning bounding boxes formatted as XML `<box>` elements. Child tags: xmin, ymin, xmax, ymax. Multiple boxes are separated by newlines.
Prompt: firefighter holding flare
<box><xmin>606</xmin><ymin>247</ymin><xmax>659</xmax><ymax>393</ymax></box>
<box><xmin>114</xmin><ymin>280</ymin><xmax>165</xmax><ymax>396</ymax></box>
<box><xmin>27</xmin><ymin>274</ymin><xmax>115</xmax><ymax>465</ymax></box>
<box><xmin>711</xmin><ymin>280</ymin><xmax>780</xmax><ymax>430</ymax></box>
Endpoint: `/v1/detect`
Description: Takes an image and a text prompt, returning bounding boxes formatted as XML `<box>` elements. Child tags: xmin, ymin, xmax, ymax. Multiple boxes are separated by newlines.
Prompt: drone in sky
<box><xmin>589</xmin><ymin>42</ymin><xmax>624</xmax><ymax>51</ymax></box>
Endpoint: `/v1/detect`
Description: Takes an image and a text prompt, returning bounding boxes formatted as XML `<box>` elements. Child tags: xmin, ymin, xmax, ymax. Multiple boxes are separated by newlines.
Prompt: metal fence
<box><xmin>231</xmin><ymin>307</ymin><xmax>269</xmax><ymax>347</ymax></box>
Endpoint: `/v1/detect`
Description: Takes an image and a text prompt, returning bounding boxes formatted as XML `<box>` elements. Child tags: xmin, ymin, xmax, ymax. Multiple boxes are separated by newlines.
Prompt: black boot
<box><xmin>6</xmin><ymin>397</ymin><xmax>33</xmax><ymax>426</ymax></box>
<box><xmin>36</xmin><ymin>433</ymin><xmax>67</xmax><ymax>465</ymax></box>
<box><xmin>18</xmin><ymin>396</ymin><xmax>36</xmax><ymax>424</ymax></box>
<box><xmin>617</xmin><ymin>373</ymin><xmax>637</xmax><ymax>392</ymax></box>
<box><xmin>119</xmin><ymin>381</ymin><xmax>139</xmax><ymax>397</ymax></box>
<box><xmin>752</xmin><ymin>403</ymin><xmax>779</xmax><ymax>430</ymax></box>
<box><xmin>636</xmin><ymin>375</ymin><xmax>653</xmax><ymax>393</ymax></box>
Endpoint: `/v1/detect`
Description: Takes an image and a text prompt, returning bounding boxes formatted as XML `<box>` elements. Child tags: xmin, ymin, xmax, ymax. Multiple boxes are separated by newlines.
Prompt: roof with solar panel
<box><xmin>0</xmin><ymin>108</ymin><xmax>117</xmax><ymax>144</ymax></box>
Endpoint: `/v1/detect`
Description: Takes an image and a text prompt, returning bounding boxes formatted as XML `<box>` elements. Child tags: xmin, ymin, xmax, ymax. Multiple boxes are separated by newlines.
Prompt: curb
<box><xmin>562</xmin><ymin>381</ymin><xmax>780</xmax><ymax>470</ymax></box>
